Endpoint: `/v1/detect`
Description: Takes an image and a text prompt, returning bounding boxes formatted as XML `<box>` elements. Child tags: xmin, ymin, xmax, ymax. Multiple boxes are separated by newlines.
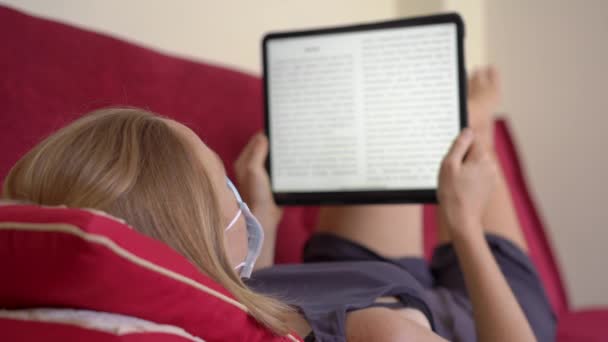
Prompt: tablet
<box><xmin>263</xmin><ymin>13</ymin><xmax>467</xmax><ymax>205</ymax></box>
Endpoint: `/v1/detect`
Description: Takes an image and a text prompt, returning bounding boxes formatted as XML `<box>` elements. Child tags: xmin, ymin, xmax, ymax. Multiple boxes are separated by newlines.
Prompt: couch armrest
<box><xmin>557</xmin><ymin>309</ymin><xmax>608</xmax><ymax>342</ymax></box>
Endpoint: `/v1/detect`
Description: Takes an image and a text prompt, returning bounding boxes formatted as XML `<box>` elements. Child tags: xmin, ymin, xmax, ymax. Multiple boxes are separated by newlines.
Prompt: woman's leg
<box><xmin>316</xmin><ymin>204</ymin><xmax>423</xmax><ymax>258</ymax></box>
<box><xmin>437</xmin><ymin>67</ymin><xmax>528</xmax><ymax>251</ymax></box>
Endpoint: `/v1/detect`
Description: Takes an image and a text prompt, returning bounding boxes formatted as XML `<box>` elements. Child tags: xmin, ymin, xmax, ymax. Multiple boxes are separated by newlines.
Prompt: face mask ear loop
<box><xmin>225</xmin><ymin>209</ymin><xmax>242</xmax><ymax>232</ymax></box>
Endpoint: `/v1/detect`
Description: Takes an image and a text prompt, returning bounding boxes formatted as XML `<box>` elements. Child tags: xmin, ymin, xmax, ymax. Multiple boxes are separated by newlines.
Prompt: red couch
<box><xmin>1</xmin><ymin>5</ymin><xmax>606</xmax><ymax>341</ymax></box>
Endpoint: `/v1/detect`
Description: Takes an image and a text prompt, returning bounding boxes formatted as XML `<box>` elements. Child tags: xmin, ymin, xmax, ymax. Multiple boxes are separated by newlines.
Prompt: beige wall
<box><xmin>0</xmin><ymin>0</ymin><xmax>421</xmax><ymax>75</ymax></box>
<box><xmin>487</xmin><ymin>0</ymin><xmax>608</xmax><ymax>308</ymax></box>
<box><xmin>1</xmin><ymin>0</ymin><xmax>456</xmax><ymax>75</ymax></box>
<box><xmin>3</xmin><ymin>0</ymin><xmax>606</xmax><ymax>308</ymax></box>
<box><xmin>441</xmin><ymin>0</ymin><xmax>486</xmax><ymax>70</ymax></box>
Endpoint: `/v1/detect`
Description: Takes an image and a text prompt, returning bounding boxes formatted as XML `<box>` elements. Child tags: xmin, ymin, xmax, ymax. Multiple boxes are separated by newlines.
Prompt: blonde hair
<box><xmin>2</xmin><ymin>107</ymin><xmax>292</xmax><ymax>335</ymax></box>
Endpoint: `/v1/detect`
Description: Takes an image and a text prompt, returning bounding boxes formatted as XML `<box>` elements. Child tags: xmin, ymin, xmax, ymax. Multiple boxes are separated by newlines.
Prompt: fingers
<box><xmin>234</xmin><ymin>132</ymin><xmax>268</xmax><ymax>176</ymax></box>
<box><xmin>444</xmin><ymin>129</ymin><xmax>474</xmax><ymax>167</ymax></box>
<box><xmin>249</xmin><ymin>132</ymin><xmax>268</xmax><ymax>167</ymax></box>
<box><xmin>235</xmin><ymin>133</ymin><xmax>258</xmax><ymax>164</ymax></box>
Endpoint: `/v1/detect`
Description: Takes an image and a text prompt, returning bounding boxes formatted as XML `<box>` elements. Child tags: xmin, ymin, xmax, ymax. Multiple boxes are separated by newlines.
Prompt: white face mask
<box><xmin>224</xmin><ymin>178</ymin><xmax>264</xmax><ymax>279</ymax></box>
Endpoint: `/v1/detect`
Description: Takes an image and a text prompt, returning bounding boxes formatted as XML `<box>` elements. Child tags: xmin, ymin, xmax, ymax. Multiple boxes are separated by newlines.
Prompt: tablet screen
<box><xmin>265</xmin><ymin>18</ymin><xmax>463</xmax><ymax>198</ymax></box>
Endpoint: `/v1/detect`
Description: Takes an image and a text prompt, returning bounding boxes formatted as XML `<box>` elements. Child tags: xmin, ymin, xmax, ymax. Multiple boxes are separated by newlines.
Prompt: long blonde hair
<box><xmin>2</xmin><ymin>107</ymin><xmax>292</xmax><ymax>335</ymax></box>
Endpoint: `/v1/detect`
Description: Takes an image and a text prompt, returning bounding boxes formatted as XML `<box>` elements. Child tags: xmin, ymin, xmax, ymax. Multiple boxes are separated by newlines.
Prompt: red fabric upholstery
<box><xmin>0</xmin><ymin>4</ymin><xmax>313</xmax><ymax>265</ymax></box>
<box><xmin>0</xmin><ymin>5</ymin><xmax>605</xmax><ymax>340</ymax></box>
<box><xmin>0</xmin><ymin>205</ymin><xmax>300</xmax><ymax>342</ymax></box>
<box><xmin>0</xmin><ymin>318</ymin><xmax>194</xmax><ymax>342</ymax></box>
<box><xmin>557</xmin><ymin>310</ymin><xmax>608</xmax><ymax>342</ymax></box>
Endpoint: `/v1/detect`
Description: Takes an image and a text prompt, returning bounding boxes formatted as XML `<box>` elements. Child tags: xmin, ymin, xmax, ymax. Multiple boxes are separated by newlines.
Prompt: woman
<box><xmin>2</xmin><ymin>68</ymin><xmax>555</xmax><ymax>341</ymax></box>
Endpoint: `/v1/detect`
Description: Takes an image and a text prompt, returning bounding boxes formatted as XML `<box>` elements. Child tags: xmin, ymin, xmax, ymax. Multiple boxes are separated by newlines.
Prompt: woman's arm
<box><xmin>452</xmin><ymin>222</ymin><xmax>536</xmax><ymax>342</ymax></box>
<box><xmin>234</xmin><ymin>133</ymin><xmax>283</xmax><ymax>270</ymax></box>
<box><xmin>438</xmin><ymin>129</ymin><xmax>536</xmax><ymax>342</ymax></box>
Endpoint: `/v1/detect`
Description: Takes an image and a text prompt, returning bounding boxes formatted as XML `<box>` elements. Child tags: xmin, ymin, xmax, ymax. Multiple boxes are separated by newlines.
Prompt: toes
<box><xmin>468</xmin><ymin>68</ymin><xmax>489</xmax><ymax>97</ymax></box>
<box><xmin>468</xmin><ymin>67</ymin><xmax>501</xmax><ymax>103</ymax></box>
<box><xmin>468</xmin><ymin>70</ymin><xmax>481</xmax><ymax>96</ymax></box>
<box><xmin>478</xmin><ymin>69</ymin><xmax>489</xmax><ymax>86</ymax></box>
<box><xmin>487</xmin><ymin>66</ymin><xmax>498</xmax><ymax>83</ymax></box>
<box><xmin>486</xmin><ymin>66</ymin><xmax>501</xmax><ymax>94</ymax></box>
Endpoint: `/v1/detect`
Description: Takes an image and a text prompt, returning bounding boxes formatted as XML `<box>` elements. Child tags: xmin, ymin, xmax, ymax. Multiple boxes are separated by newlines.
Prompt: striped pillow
<box><xmin>0</xmin><ymin>204</ymin><xmax>300</xmax><ymax>342</ymax></box>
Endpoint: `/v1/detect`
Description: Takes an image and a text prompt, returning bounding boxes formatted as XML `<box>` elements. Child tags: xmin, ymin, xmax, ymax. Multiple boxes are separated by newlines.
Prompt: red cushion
<box><xmin>0</xmin><ymin>205</ymin><xmax>300</xmax><ymax>342</ymax></box>
<box><xmin>0</xmin><ymin>318</ymin><xmax>194</xmax><ymax>342</ymax></box>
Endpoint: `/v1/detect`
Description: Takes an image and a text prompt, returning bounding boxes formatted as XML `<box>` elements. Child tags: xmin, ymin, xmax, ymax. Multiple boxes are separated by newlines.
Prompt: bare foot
<box><xmin>467</xmin><ymin>66</ymin><xmax>501</xmax><ymax>150</ymax></box>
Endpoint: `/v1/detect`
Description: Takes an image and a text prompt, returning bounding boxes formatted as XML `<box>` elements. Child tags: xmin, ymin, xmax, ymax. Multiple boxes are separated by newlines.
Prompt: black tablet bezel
<box><xmin>262</xmin><ymin>13</ymin><xmax>467</xmax><ymax>205</ymax></box>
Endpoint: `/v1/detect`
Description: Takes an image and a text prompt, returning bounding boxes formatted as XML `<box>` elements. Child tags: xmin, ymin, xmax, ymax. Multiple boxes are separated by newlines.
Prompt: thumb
<box><xmin>465</xmin><ymin>138</ymin><xmax>487</xmax><ymax>163</ymax></box>
<box><xmin>445</xmin><ymin>128</ymin><xmax>474</xmax><ymax>165</ymax></box>
<box><xmin>249</xmin><ymin>133</ymin><xmax>268</xmax><ymax>167</ymax></box>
